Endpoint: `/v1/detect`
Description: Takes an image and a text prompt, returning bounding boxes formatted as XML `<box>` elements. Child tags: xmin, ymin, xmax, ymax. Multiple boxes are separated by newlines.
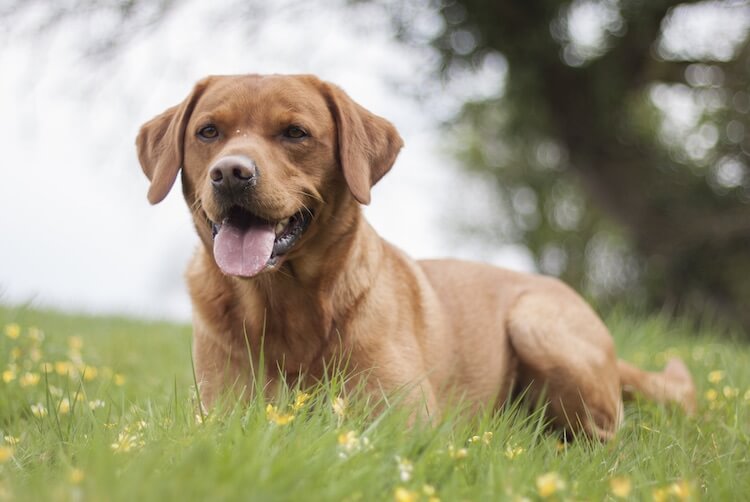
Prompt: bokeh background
<box><xmin>2</xmin><ymin>0</ymin><xmax>749</xmax><ymax>333</ymax></box>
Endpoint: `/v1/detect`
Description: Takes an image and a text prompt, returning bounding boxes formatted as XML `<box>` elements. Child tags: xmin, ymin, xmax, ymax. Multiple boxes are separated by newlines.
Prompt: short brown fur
<box><xmin>136</xmin><ymin>74</ymin><xmax>696</xmax><ymax>439</ymax></box>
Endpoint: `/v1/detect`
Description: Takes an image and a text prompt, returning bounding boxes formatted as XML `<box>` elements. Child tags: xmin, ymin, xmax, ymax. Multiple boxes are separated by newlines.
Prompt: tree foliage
<box><xmin>411</xmin><ymin>0</ymin><xmax>750</xmax><ymax>331</ymax></box>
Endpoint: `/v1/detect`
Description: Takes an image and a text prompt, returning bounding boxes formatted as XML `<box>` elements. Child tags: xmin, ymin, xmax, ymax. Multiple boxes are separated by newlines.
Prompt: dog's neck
<box><xmin>191</xmin><ymin>197</ymin><xmax>383</xmax><ymax>376</ymax></box>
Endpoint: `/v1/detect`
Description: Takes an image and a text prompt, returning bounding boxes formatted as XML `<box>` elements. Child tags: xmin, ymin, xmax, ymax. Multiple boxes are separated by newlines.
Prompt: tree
<box><xmin>405</xmin><ymin>0</ymin><xmax>750</xmax><ymax>331</ymax></box>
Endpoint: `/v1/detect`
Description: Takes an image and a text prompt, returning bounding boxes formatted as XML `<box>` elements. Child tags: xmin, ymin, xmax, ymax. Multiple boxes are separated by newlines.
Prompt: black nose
<box><xmin>209</xmin><ymin>155</ymin><xmax>258</xmax><ymax>192</ymax></box>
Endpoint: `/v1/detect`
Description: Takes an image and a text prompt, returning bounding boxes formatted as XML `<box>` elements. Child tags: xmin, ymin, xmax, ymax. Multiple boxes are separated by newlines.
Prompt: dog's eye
<box><xmin>283</xmin><ymin>126</ymin><xmax>308</xmax><ymax>139</ymax></box>
<box><xmin>197</xmin><ymin>125</ymin><xmax>219</xmax><ymax>141</ymax></box>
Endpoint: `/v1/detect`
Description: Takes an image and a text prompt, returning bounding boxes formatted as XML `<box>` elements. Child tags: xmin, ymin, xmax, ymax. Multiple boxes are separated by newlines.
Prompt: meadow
<box><xmin>0</xmin><ymin>304</ymin><xmax>748</xmax><ymax>501</ymax></box>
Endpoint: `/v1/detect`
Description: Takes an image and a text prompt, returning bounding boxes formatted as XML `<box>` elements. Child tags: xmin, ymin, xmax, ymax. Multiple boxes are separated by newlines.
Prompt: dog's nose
<box><xmin>209</xmin><ymin>155</ymin><xmax>258</xmax><ymax>191</ymax></box>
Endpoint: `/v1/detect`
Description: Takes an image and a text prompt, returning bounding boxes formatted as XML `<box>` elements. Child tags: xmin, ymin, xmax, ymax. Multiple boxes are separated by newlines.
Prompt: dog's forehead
<box><xmin>194</xmin><ymin>75</ymin><xmax>331</xmax><ymax>123</ymax></box>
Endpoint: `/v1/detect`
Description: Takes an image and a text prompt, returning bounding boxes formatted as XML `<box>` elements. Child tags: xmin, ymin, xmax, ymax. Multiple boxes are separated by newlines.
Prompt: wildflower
<box><xmin>291</xmin><ymin>391</ymin><xmax>311</xmax><ymax>411</ymax></box>
<box><xmin>482</xmin><ymin>431</ymin><xmax>493</xmax><ymax>444</ymax></box>
<box><xmin>55</xmin><ymin>361</ymin><xmax>71</xmax><ymax>376</ymax></box>
<box><xmin>265</xmin><ymin>404</ymin><xmax>294</xmax><ymax>425</ymax></box>
<box><xmin>2</xmin><ymin>369</ymin><xmax>16</xmax><ymax>383</ymax></box>
<box><xmin>536</xmin><ymin>472</ymin><xmax>566</xmax><ymax>498</ymax></box>
<box><xmin>111</xmin><ymin>432</ymin><xmax>143</xmax><ymax>453</ymax></box>
<box><xmin>468</xmin><ymin>435</ymin><xmax>481</xmax><ymax>444</ymax></box>
<box><xmin>69</xmin><ymin>468</ymin><xmax>85</xmax><ymax>484</ymax></box>
<box><xmin>19</xmin><ymin>372</ymin><xmax>41</xmax><ymax>388</ymax></box>
<box><xmin>4</xmin><ymin>323</ymin><xmax>20</xmax><ymax>339</ymax></box>
<box><xmin>395</xmin><ymin>456</ymin><xmax>413</xmax><ymax>482</ymax></box>
<box><xmin>652</xmin><ymin>487</ymin><xmax>668</xmax><ymax>502</ymax></box>
<box><xmin>113</xmin><ymin>374</ymin><xmax>126</xmax><ymax>386</ymax></box>
<box><xmin>723</xmin><ymin>386</ymin><xmax>739</xmax><ymax>399</ymax></box>
<box><xmin>394</xmin><ymin>487</ymin><xmax>417</xmax><ymax>502</ymax></box>
<box><xmin>88</xmin><ymin>399</ymin><xmax>106</xmax><ymax>411</ymax></box>
<box><xmin>68</xmin><ymin>336</ymin><xmax>84</xmax><ymax>352</ymax></box>
<box><xmin>332</xmin><ymin>397</ymin><xmax>346</xmax><ymax>419</ymax></box>
<box><xmin>504</xmin><ymin>444</ymin><xmax>524</xmax><ymax>459</ymax></box>
<box><xmin>0</xmin><ymin>447</ymin><xmax>13</xmax><ymax>463</ymax></box>
<box><xmin>29</xmin><ymin>348</ymin><xmax>42</xmax><ymax>362</ymax></box>
<box><xmin>27</xmin><ymin>327</ymin><xmax>44</xmax><ymax>342</ymax></box>
<box><xmin>609</xmin><ymin>476</ymin><xmax>632</xmax><ymax>498</ymax></box>
<box><xmin>745</xmin><ymin>389</ymin><xmax>750</xmax><ymax>401</ymax></box>
<box><xmin>48</xmin><ymin>385</ymin><xmax>63</xmax><ymax>397</ymax></box>
<box><xmin>705</xmin><ymin>389</ymin><xmax>718</xmax><ymax>401</ymax></box>
<box><xmin>707</xmin><ymin>370</ymin><xmax>725</xmax><ymax>384</ymax></box>
<box><xmin>447</xmin><ymin>444</ymin><xmax>468</xmax><ymax>459</ymax></box>
<box><xmin>3</xmin><ymin>436</ymin><xmax>20</xmax><ymax>446</ymax></box>
<box><xmin>422</xmin><ymin>485</ymin><xmax>440</xmax><ymax>502</ymax></box>
<box><xmin>82</xmin><ymin>365</ymin><xmax>98</xmax><ymax>381</ymax></box>
<box><xmin>58</xmin><ymin>398</ymin><xmax>71</xmax><ymax>415</ymax></box>
<box><xmin>30</xmin><ymin>403</ymin><xmax>47</xmax><ymax>418</ymax></box>
<box><xmin>337</xmin><ymin>430</ymin><xmax>370</xmax><ymax>458</ymax></box>
<box><xmin>668</xmin><ymin>480</ymin><xmax>691</xmax><ymax>501</ymax></box>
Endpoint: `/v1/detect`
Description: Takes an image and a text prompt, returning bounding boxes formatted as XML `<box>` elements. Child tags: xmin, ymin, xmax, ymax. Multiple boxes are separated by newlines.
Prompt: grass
<box><xmin>0</xmin><ymin>304</ymin><xmax>748</xmax><ymax>501</ymax></box>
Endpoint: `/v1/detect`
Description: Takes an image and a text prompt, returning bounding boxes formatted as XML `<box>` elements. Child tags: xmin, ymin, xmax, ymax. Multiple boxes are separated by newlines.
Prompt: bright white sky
<box><xmin>0</xmin><ymin>0</ymin><xmax>529</xmax><ymax>320</ymax></box>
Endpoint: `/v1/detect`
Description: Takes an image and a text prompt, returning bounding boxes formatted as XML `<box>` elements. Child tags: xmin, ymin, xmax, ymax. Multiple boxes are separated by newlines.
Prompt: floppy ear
<box><xmin>323</xmin><ymin>84</ymin><xmax>404</xmax><ymax>205</ymax></box>
<box><xmin>135</xmin><ymin>79</ymin><xmax>211</xmax><ymax>204</ymax></box>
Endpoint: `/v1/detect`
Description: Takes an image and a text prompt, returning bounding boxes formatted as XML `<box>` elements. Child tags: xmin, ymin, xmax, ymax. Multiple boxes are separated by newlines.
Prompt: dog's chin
<box><xmin>209</xmin><ymin>205</ymin><xmax>313</xmax><ymax>278</ymax></box>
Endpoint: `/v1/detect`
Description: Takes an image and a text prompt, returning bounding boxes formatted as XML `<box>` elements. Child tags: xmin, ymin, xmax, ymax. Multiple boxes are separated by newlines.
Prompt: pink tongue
<box><xmin>213</xmin><ymin>222</ymin><xmax>276</xmax><ymax>277</ymax></box>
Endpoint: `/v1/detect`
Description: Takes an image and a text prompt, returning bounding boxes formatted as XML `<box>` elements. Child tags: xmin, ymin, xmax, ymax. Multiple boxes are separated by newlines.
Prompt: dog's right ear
<box><xmin>136</xmin><ymin>79</ymin><xmax>211</xmax><ymax>204</ymax></box>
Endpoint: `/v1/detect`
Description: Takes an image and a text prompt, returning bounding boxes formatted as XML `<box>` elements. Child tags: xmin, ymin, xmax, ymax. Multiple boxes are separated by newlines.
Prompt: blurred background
<box><xmin>1</xmin><ymin>0</ymin><xmax>749</xmax><ymax>334</ymax></box>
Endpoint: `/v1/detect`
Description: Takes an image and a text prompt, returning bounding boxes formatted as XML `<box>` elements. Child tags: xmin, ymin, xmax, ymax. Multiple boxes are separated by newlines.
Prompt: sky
<box><xmin>0</xmin><ymin>0</ymin><xmax>529</xmax><ymax>320</ymax></box>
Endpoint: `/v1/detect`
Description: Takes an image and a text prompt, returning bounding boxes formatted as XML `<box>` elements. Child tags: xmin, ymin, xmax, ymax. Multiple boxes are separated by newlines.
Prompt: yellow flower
<box><xmin>447</xmin><ymin>444</ymin><xmax>468</xmax><ymax>459</ymax></box>
<box><xmin>29</xmin><ymin>348</ymin><xmax>42</xmax><ymax>362</ymax></box>
<box><xmin>705</xmin><ymin>389</ymin><xmax>718</xmax><ymax>401</ymax></box>
<box><xmin>669</xmin><ymin>480</ymin><xmax>691</xmax><ymax>501</ymax></box>
<box><xmin>82</xmin><ymin>365</ymin><xmax>98</xmax><ymax>381</ymax></box>
<box><xmin>55</xmin><ymin>361</ymin><xmax>71</xmax><ymax>376</ymax></box>
<box><xmin>0</xmin><ymin>446</ymin><xmax>13</xmax><ymax>463</ymax></box>
<box><xmin>422</xmin><ymin>484</ymin><xmax>436</xmax><ymax>496</ymax></box>
<box><xmin>265</xmin><ymin>404</ymin><xmax>294</xmax><ymax>425</ymax></box>
<box><xmin>69</xmin><ymin>468</ymin><xmax>85</xmax><ymax>484</ymax></box>
<box><xmin>291</xmin><ymin>391</ymin><xmax>311</xmax><ymax>411</ymax></box>
<box><xmin>504</xmin><ymin>445</ymin><xmax>524</xmax><ymax>459</ymax></box>
<box><xmin>332</xmin><ymin>397</ymin><xmax>346</xmax><ymax>419</ymax></box>
<box><xmin>610</xmin><ymin>476</ymin><xmax>632</xmax><ymax>498</ymax></box>
<box><xmin>482</xmin><ymin>431</ymin><xmax>493</xmax><ymax>444</ymax></box>
<box><xmin>536</xmin><ymin>472</ymin><xmax>566</xmax><ymax>498</ymax></box>
<box><xmin>30</xmin><ymin>403</ymin><xmax>47</xmax><ymax>418</ymax></box>
<box><xmin>4</xmin><ymin>323</ymin><xmax>20</xmax><ymax>339</ymax></box>
<box><xmin>68</xmin><ymin>336</ymin><xmax>84</xmax><ymax>351</ymax></box>
<box><xmin>19</xmin><ymin>372</ymin><xmax>40</xmax><ymax>387</ymax></box>
<box><xmin>3</xmin><ymin>436</ymin><xmax>20</xmax><ymax>446</ymax></box>
<box><xmin>744</xmin><ymin>389</ymin><xmax>750</xmax><ymax>401</ymax></box>
<box><xmin>2</xmin><ymin>369</ymin><xmax>16</xmax><ymax>383</ymax></box>
<box><xmin>652</xmin><ymin>487</ymin><xmax>668</xmax><ymax>502</ymax></box>
<box><xmin>27</xmin><ymin>327</ymin><xmax>44</xmax><ymax>342</ymax></box>
<box><xmin>707</xmin><ymin>370</ymin><xmax>725</xmax><ymax>384</ymax></box>
<box><xmin>111</xmin><ymin>432</ymin><xmax>143</xmax><ymax>453</ymax></box>
<box><xmin>723</xmin><ymin>386</ymin><xmax>739</xmax><ymax>399</ymax></box>
<box><xmin>395</xmin><ymin>456</ymin><xmax>413</xmax><ymax>482</ymax></box>
<box><xmin>58</xmin><ymin>398</ymin><xmax>71</xmax><ymax>415</ymax></box>
<box><xmin>394</xmin><ymin>487</ymin><xmax>418</xmax><ymax>502</ymax></box>
<box><xmin>113</xmin><ymin>374</ymin><xmax>126</xmax><ymax>386</ymax></box>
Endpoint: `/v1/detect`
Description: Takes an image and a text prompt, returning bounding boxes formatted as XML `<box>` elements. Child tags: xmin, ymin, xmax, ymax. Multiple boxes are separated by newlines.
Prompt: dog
<box><xmin>136</xmin><ymin>74</ymin><xmax>696</xmax><ymax>439</ymax></box>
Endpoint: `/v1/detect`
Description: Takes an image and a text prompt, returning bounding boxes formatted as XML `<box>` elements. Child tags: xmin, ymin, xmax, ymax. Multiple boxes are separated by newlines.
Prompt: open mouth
<box><xmin>210</xmin><ymin>206</ymin><xmax>313</xmax><ymax>277</ymax></box>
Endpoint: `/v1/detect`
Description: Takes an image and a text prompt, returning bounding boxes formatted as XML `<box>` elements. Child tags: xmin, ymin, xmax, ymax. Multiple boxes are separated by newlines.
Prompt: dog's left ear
<box><xmin>323</xmin><ymin>83</ymin><xmax>404</xmax><ymax>205</ymax></box>
<box><xmin>136</xmin><ymin>78</ymin><xmax>212</xmax><ymax>204</ymax></box>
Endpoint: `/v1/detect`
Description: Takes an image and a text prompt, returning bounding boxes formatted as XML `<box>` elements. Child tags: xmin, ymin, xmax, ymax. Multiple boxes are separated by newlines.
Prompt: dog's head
<box><xmin>136</xmin><ymin>74</ymin><xmax>403</xmax><ymax>278</ymax></box>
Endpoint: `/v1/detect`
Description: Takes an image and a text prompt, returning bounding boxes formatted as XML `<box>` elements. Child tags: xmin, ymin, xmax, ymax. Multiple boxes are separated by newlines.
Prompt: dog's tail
<box><xmin>617</xmin><ymin>358</ymin><xmax>697</xmax><ymax>416</ymax></box>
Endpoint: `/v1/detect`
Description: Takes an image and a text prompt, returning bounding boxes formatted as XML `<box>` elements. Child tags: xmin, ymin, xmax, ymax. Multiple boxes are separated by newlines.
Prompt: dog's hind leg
<box><xmin>505</xmin><ymin>289</ymin><xmax>624</xmax><ymax>441</ymax></box>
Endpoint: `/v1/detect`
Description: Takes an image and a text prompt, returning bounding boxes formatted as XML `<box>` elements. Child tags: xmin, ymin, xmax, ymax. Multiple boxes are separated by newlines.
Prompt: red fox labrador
<box><xmin>136</xmin><ymin>74</ymin><xmax>696</xmax><ymax>439</ymax></box>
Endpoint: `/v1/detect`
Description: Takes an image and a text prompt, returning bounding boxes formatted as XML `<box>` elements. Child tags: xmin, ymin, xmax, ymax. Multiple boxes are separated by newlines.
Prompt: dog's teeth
<box><xmin>275</xmin><ymin>219</ymin><xmax>289</xmax><ymax>235</ymax></box>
